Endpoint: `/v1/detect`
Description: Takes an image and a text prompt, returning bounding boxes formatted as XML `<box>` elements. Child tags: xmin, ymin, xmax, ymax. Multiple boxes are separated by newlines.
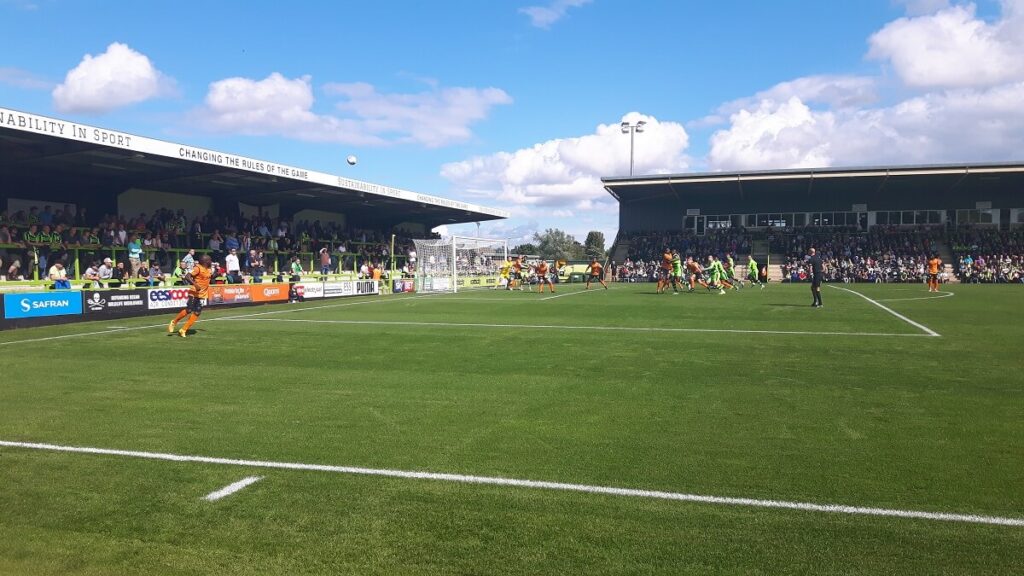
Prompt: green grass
<box><xmin>0</xmin><ymin>282</ymin><xmax>1022</xmax><ymax>575</ymax></box>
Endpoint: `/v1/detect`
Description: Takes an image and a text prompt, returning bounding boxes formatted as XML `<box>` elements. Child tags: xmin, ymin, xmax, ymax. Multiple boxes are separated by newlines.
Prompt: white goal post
<box><xmin>412</xmin><ymin>236</ymin><xmax>509</xmax><ymax>293</ymax></box>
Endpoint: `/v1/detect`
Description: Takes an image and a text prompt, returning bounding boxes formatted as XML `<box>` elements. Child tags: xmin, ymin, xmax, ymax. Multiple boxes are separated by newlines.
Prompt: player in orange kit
<box><xmin>927</xmin><ymin>254</ymin><xmax>942</xmax><ymax>292</ymax></box>
<box><xmin>685</xmin><ymin>256</ymin><xmax>709</xmax><ymax>292</ymax></box>
<box><xmin>585</xmin><ymin>257</ymin><xmax>608</xmax><ymax>290</ymax></box>
<box><xmin>535</xmin><ymin>259</ymin><xmax>554</xmax><ymax>293</ymax></box>
<box><xmin>168</xmin><ymin>254</ymin><xmax>214</xmax><ymax>338</ymax></box>
<box><xmin>656</xmin><ymin>248</ymin><xmax>673</xmax><ymax>293</ymax></box>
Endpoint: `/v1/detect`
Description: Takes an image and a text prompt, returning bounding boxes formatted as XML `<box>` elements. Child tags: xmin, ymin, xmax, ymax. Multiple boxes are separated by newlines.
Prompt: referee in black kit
<box><xmin>807</xmin><ymin>247</ymin><xmax>823</xmax><ymax>307</ymax></box>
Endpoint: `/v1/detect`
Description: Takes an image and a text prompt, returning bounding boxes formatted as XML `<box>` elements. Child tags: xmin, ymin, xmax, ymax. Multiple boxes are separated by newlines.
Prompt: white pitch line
<box><xmin>1</xmin><ymin>440</ymin><xmax>1020</xmax><ymax>527</ymax></box>
<box><xmin>877</xmin><ymin>291</ymin><xmax>955</xmax><ymax>302</ymax></box>
<box><xmin>221</xmin><ymin>317</ymin><xmax>929</xmax><ymax>338</ymax></box>
<box><xmin>0</xmin><ymin>293</ymin><xmax>427</xmax><ymax>347</ymax></box>
<box><xmin>540</xmin><ymin>287</ymin><xmax>608</xmax><ymax>301</ymax></box>
<box><xmin>827</xmin><ymin>286</ymin><xmax>941</xmax><ymax>337</ymax></box>
<box><xmin>203</xmin><ymin>476</ymin><xmax>263</xmax><ymax>501</ymax></box>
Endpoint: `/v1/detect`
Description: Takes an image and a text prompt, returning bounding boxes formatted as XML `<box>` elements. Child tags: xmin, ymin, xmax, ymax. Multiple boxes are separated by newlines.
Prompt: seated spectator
<box><xmin>48</xmin><ymin>262</ymin><xmax>71</xmax><ymax>289</ymax></box>
<box><xmin>149</xmin><ymin>260</ymin><xmax>166</xmax><ymax>286</ymax></box>
<box><xmin>171</xmin><ymin>260</ymin><xmax>188</xmax><ymax>285</ymax></box>
<box><xmin>6</xmin><ymin>258</ymin><xmax>24</xmax><ymax>281</ymax></box>
<box><xmin>83</xmin><ymin>260</ymin><xmax>102</xmax><ymax>288</ymax></box>
<box><xmin>98</xmin><ymin>257</ymin><xmax>114</xmax><ymax>283</ymax></box>
<box><xmin>111</xmin><ymin>261</ymin><xmax>128</xmax><ymax>285</ymax></box>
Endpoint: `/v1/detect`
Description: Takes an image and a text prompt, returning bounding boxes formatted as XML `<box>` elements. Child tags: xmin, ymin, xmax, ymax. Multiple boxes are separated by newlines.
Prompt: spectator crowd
<box><xmin>616</xmin><ymin>225</ymin><xmax>1024</xmax><ymax>284</ymax></box>
<box><xmin>0</xmin><ymin>203</ymin><xmax>431</xmax><ymax>285</ymax></box>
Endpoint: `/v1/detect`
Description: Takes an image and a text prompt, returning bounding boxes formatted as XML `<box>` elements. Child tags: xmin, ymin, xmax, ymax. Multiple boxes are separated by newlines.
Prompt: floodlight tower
<box><xmin>620</xmin><ymin>120</ymin><xmax>646</xmax><ymax>176</ymax></box>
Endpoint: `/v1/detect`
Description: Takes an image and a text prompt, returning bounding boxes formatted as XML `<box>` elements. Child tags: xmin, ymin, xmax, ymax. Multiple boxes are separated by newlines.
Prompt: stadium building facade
<box><xmin>603</xmin><ymin>164</ymin><xmax>1024</xmax><ymax>235</ymax></box>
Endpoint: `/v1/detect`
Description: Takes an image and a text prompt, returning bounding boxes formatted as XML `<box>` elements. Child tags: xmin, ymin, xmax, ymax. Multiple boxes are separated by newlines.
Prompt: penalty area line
<box><xmin>0</xmin><ymin>440</ymin><xmax>1021</xmax><ymax>527</ymax></box>
<box><xmin>219</xmin><ymin>317</ymin><xmax>930</xmax><ymax>338</ymax></box>
<box><xmin>203</xmin><ymin>476</ymin><xmax>263</xmax><ymax>501</ymax></box>
<box><xmin>540</xmin><ymin>286</ymin><xmax>610</xmax><ymax>300</ymax></box>
<box><xmin>827</xmin><ymin>286</ymin><xmax>941</xmax><ymax>337</ymax></box>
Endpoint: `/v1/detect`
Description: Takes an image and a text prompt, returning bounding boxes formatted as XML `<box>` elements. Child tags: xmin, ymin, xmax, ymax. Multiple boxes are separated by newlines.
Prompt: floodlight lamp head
<box><xmin>636</xmin><ymin>120</ymin><xmax>647</xmax><ymax>132</ymax></box>
<box><xmin>620</xmin><ymin>122</ymin><xmax>630</xmax><ymax>133</ymax></box>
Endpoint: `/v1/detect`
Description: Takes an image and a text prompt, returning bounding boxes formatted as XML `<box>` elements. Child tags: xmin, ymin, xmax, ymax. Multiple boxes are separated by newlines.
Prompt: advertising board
<box><xmin>82</xmin><ymin>290</ymin><xmax>147</xmax><ymax>316</ymax></box>
<box><xmin>3</xmin><ymin>291</ymin><xmax>83</xmax><ymax>319</ymax></box>
<box><xmin>147</xmin><ymin>287</ymin><xmax>191</xmax><ymax>310</ymax></box>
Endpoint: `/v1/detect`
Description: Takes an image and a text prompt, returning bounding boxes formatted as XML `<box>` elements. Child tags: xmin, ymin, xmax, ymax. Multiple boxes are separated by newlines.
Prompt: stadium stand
<box><xmin>949</xmin><ymin>228</ymin><xmax>1024</xmax><ymax>283</ymax></box>
<box><xmin>0</xmin><ymin>206</ymin><xmax>431</xmax><ymax>284</ymax></box>
<box><xmin>603</xmin><ymin>163</ymin><xmax>1024</xmax><ymax>285</ymax></box>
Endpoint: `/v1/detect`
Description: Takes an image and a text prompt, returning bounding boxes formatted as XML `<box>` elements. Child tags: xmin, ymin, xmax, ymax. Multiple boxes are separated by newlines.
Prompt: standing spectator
<box><xmin>40</xmin><ymin>205</ymin><xmax>54</xmax><ymax>226</ymax></box>
<box><xmin>208</xmin><ymin>230</ymin><xmax>224</xmax><ymax>264</ymax></box>
<box><xmin>182</xmin><ymin>248</ymin><xmax>196</xmax><ymax>271</ymax></box>
<box><xmin>224</xmin><ymin>248</ymin><xmax>242</xmax><ymax>283</ymax></box>
<box><xmin>319</xmin><ymin>247</ymin><xmax>332</xmax><ymax>277</ymax></box>
<box><xmin>127</xmin><ymin>233</ymin><xmax>144</xmax><ymax>277</ymax></box>
<box><xmin>249</xmin><ymin>249</ymin><xmax>265</xmax><ymax>283</ymax></box>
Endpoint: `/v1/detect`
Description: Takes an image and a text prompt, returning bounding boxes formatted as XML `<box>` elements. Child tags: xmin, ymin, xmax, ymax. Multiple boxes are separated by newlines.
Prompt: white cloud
<box><xmin>894</xmin><ymin>0</ymin><xmax>951</xmax><ymax>16</ymax></box>
<box><xmin>195</xmin><ymin>73</ymin><xmax>511</xmax><ymax>148</ymax></box>
<box><xmin>707</xmin><ymin>81</ymin><xmax>1024</xmax><ymax>171</ymax></box>
<box><xmin>324</xmin><ymin>82</ymin><xmax>512</xmax><ymax>148</ymax></box>
<box><xmin>708</xmin><ymin>97</ymin><xmax>836</xmax><ymax>171</ymax></box>
<box><xmin>0</xmin><ymin>67</ymin><xmax>52</xmax><ymax>90</ymax></box>
<box><xmin>519</xmin><ymin>0</ymin><xmax>591</xmax><ymax>28</ymax></box>
<box><xmin>52</xmin><ymin>42</ymin><xmax>174</xmax><ymax>114</ymax></box>
<box><xmin>705</xmin><ymin>2</ymin><xmax>1024</xmax><ymax>171</ymax></box>
<box><xmin>869</xmin><ymin>2</ymin><xmax>1024</xmax><ymax>88</ymax></box>
<box><xmin>442</xmin><ymin>113</ymin><xmax>689</xmax><ymax>218</ymax></box>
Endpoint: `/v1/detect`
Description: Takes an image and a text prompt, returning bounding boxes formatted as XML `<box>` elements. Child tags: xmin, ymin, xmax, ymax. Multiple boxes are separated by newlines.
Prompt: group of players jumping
<box><xmin>500</xmin><ymin>256</ymin><xmax>609</xmax><ymax>293</ymax></box>
<box><xmin>654</xmin><ymin>248</ymin><xmax>765</xmax><ymax>295</ymax></box>
<box><xmin>498</xmin><ymin>250</ymin><xmax>764</xmax><ymax>296</ymax></box>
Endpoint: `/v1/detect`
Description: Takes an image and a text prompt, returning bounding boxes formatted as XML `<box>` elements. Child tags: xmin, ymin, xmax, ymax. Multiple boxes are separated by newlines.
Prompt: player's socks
<box><xmin>182</xmin><ymin>313</ymin><xmax>199</xmax><ymax>334</ymax></box>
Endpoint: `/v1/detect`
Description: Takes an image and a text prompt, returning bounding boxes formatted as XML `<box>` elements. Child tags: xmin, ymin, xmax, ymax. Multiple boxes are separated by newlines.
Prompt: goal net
<box><xmin>413</xmin><ymin>236</ymin><xmax>508</xmax><ymax>293</ymax></box>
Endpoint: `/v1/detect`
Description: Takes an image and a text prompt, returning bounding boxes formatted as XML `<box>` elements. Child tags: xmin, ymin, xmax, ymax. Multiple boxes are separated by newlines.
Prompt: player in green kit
<box><xmin>747</xmin><ymin>254</ymin><xmax>764</xmax><ymax>289</ymax></box>
<box><xmin>724</xmin><ymin>252</ymin><xmax>743</xmax><ymax>289</ymax></box>
<box><xmin>670</xmin><ymin>250</ymin><xmax>684</xmax><ymax>294</ymax></box>
<box><xmin>706</xmin><ymin>255</ymin><xmax>735</xmax><ymax>294</ymax></box>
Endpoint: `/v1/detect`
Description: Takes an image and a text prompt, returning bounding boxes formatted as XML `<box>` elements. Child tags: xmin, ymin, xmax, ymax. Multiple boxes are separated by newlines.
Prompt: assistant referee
<box><xmin>808</xmin><ymin>247</ymin><xmax>823</xmax><ymax>308</ymax></box>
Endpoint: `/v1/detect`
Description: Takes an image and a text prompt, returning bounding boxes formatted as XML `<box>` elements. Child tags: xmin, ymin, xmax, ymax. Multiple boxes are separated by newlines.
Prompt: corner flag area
<box><xmin>1</xmin><ymin>283</ymin><xmax>1022</xmax><ymax>574</ymax></box>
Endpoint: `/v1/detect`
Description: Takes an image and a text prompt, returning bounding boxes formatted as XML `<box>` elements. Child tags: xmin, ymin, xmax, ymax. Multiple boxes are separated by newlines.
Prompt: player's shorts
<box><xmin>588</xmin><ymin>274</ymin><xmax>601</xmax><ymax>283</ymax></box>
<box><xmin>691</xmin><ymin>271</ymin><xmax>704</xmax><ymax>281</ymax></box>
<box><xmin>511</xmin><ymin>271</ymin><xmax>522</xmax><ymax>280</ymax></box>
<box><xmin>658</xmin><ymin>268</ymin><xmax>672</xmax><ymax>280</ymax></box>
<box><xmin>748</xmin><ymin>272</ymin><xmax>759</xmax><ymax>281</ymax></box>
<box><xmin>726</xmin><ymin>269</ymin><xmax>736</xmax><ymax>278</ymax></box>
<box><xmin>811</xmin><ymin>275</ymin><xmax>822</xmax><ymax>287</ymax></box>
<box><xmin>186</xmin><ymin>295</ymin><xmax>206</xmax><ymax>315</ymax></box>
<box><xmin>928</xmin><ymin>273</ymin><xmax>939</xmax><ymax>282</ymax></box>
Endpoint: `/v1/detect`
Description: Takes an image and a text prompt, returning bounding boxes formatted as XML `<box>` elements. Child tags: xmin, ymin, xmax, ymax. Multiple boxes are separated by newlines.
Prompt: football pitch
<box><xmin>0</xmin><ymin>282</ymin><xmax>1022</xmax><ymax>575</ymax></box>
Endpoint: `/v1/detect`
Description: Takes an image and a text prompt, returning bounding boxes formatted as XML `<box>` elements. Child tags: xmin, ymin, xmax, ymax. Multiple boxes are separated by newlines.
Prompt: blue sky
<box><xmin>1</xmin><ymin>0</ymin><xmax>1021</xmax><ymax>245</ymax></box>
